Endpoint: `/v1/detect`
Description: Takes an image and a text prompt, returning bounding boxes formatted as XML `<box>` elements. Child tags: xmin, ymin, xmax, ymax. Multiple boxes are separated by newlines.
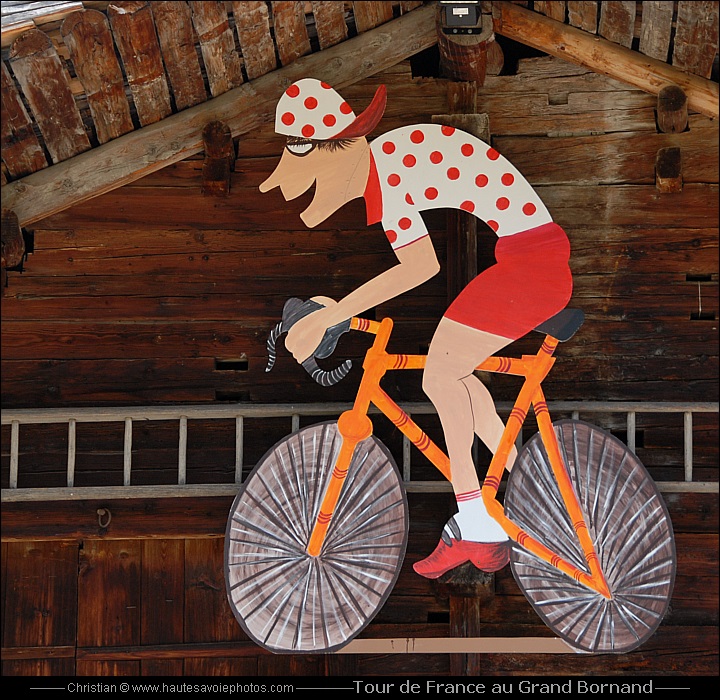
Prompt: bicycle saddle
<box><xmin>265</xmin><ymin>298</ymin><xmax>352</xmax><ymax>387</ymax></box>
<box><xmin>533</xmin><ymin>308</ymin><xmax>584</xmax><ymax>342</ymax></box>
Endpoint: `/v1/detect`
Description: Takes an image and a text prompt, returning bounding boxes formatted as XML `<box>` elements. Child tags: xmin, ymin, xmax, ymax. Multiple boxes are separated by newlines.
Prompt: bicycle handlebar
<box><xmin>265</xmin><ymin>298</ymin><xmax>353</xmax><ymax>387</ymax></box>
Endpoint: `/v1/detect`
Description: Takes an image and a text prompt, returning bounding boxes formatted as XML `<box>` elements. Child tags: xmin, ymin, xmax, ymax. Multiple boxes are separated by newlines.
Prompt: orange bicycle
<box><xmin>225</xmin><ymin>300</ymin><xmax>676</xmax><ymax>654</ymax></box>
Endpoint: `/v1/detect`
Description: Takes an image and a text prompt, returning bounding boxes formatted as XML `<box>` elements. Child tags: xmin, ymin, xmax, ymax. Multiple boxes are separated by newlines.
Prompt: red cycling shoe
<box><xmin>413</xmin><ymin>520</ymin><xmax>510</xmax><ymax>579</ymax></box>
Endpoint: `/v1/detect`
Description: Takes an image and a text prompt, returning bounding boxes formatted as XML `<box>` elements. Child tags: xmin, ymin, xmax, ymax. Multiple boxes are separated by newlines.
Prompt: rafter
<box><xmin>492</xmin><ymin>1</ymin><xmax>719</xmax><ymax>119</ymax></box>
<box><xmin>1</xmin><ymin>4</ymin><xmax>435</xmax><ymax>228</ymax></box>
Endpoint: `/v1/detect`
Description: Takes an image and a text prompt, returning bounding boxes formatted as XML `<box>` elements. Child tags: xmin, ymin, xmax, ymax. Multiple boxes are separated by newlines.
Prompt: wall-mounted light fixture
<box><xmin>439</xmin><ymin>1</ymin><xmax>482</xmax><ymax>35</ymax></box>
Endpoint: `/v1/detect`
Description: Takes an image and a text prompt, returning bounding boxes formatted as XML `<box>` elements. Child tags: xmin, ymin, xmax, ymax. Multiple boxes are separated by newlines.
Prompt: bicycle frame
<box><xmin>306</xmin><ymin>316</ymin><xmax>612</xmax><ymax>600</ymax></box>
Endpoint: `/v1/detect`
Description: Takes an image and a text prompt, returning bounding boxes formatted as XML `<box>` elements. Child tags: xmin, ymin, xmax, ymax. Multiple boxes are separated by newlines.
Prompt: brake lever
<box><xmin>265</xmin><ymin>298</ymin><xmax>352</xmax><ymax>386</ymax></box>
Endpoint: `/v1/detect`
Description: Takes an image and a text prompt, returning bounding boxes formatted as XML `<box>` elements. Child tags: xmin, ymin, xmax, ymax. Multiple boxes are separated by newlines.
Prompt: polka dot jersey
<box><xmin>367</xmin><ymin>124</ymin><xmax>551</xmax><ymax>249</ymax></box>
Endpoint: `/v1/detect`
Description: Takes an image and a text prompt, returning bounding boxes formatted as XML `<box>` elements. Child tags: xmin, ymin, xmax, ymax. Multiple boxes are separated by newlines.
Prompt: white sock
<box><xmin>450</xmin><ymin>489</ymin><xmax>508</xmax><ymax>543</ymax></box>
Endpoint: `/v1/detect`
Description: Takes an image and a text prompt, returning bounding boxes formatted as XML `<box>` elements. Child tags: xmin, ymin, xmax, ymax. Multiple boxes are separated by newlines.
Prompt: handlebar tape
<box><xmin>265</xmin><ymin>298</ymin><xmax>352</xmax><ymax>386</ymax></box>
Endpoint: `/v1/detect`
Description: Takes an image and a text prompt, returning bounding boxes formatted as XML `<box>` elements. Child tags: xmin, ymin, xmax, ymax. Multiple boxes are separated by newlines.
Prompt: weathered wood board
<box><xmin>61</xmin><ymin>10</ymin><xmax>134</xmax><ymax>144</ymax></box>
<box><xmin>151</xmin><ymin>1</ymin><xmax>207</xmax><ymax>111</ymax></box>
<box><xmin>106</xmin><ymin>1</ymin><xmax>172</xmax><ymax>127</ymax></box>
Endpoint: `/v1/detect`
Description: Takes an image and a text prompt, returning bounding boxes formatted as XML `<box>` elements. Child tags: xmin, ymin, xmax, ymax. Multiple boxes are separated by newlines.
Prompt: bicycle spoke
<box><xmin>225</xmin><ymin>422</ymin><xmax>406</xmax><ymax>653</ymax></box>
<box><xmin>507</xmin><ymin>420</ymin><xmax>676</xmax><ymax>652</ymax></box>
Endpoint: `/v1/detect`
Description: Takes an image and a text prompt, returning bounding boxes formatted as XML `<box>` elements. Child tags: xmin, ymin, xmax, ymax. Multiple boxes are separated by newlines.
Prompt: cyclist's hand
<box><xmin>285</xmin><ymin>297</ymin><xmax>338</xmax><ymax>363</ymax></box>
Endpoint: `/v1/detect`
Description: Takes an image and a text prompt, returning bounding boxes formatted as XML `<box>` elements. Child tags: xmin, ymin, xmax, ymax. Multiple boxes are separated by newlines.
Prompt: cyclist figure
<box><xmin>260</xmin><ymin>79</ymin><xmax>573</xmax><ymax>578</ymax></box>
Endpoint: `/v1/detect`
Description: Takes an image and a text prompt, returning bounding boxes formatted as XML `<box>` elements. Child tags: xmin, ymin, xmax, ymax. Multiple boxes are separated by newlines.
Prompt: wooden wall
<box><xmin>1</xmin><ymin>56</ymin><xmax>718</xmax><ymax>677</ymax></box>
<box><xmin>2</xmin><ymin>57</ymin><xmax>717</xmax><ymax>489</ymax></box>
<box><xmin>2</xmin><ymin>485</ymin><xmax>717</xmax><ymax>676</ymax></box>
<box><xmin>1</xmin><ymin>58</ymin><xmax>717</xmax><ymax>409</ymax></box>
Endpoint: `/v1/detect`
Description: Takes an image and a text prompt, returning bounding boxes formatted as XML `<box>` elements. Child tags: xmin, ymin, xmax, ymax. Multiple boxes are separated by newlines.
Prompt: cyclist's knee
<box><xmin>422</xmin><ymin>365</ymin><xmax>458</xmax><ymax>405</ymax></box>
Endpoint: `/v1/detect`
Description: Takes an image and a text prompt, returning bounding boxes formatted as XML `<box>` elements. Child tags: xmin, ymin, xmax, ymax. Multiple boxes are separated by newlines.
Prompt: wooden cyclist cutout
<box><xmin>259</xmin><ymin>79</ymin><xmax>573</xmax><ymax>577</ymax></box>
<box><xmin>224</xmin><ymin>79</ymin><xmax>675</xmax><ymax>654</ymax></box>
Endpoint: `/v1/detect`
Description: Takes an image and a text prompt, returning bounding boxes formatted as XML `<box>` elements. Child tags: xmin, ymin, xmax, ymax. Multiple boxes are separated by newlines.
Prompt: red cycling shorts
<box><xmin>444</xmin><ymin>222</ymin><xmax>573</xmax><ymax>340</ymax></box>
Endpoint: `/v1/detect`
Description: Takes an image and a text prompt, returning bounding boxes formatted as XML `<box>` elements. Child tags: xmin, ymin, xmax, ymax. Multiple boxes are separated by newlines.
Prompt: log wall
<box><xmin>1</xmin><ymin>486</ymin><xmax>717</xmax><ymax>676</ymax></box>
<box><xmin>1</xmin><ymin>56</ymin><xmax>718</xmax><ymax>677</ymax></box>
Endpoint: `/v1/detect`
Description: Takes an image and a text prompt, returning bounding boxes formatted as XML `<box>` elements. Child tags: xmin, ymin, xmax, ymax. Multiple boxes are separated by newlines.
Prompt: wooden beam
<box><xmin>201</xmin><ymin>120</ymin><xmax>234</xmax><ymax>197</ymax></box>
<box><xmin>491</xmin><ymin>1</ymin><xmax>719</xmax><ymax>119</ymax></box>
<box><xmin>657</xmin><ymin>84</ymin><xmax>689</xmax><ymax>134</ymax></box>
<box><xmin>436</xmin><ymin>5</ymin><xmax>494</xmax><ymax>84</ymax></box>
<box><xmin>655</xmin><ymin>146</ymin><xmax>683</xmax><ymax>193</ymax></box>
<box><xmin>1</xmin><ymin>208</ymin><xmax>25</xmax><ymax>293</ymax></box>
<box><xmin>0</xmin><ymin>4</ymin><xmax>437</xmax><ymax>228</ymax></box>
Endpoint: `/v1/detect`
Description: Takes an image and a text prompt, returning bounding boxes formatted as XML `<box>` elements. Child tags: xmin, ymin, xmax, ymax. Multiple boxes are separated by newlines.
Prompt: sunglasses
<box><xmin>285</xmin><ymin>138</ymin><xmax>317</xmax><ymax>157</ymax></box>
<box><xmin>284</xmin><ymin>137</ymin><xmax>355</xmax><ymax>157</ymax></box>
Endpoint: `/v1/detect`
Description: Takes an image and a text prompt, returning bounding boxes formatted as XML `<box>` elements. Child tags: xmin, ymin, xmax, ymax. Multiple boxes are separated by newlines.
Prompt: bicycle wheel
<box><xmin>505</xmin><ymin>419</ymin><xmax>676</xmax><ymax>653</ymax></box>
<box><xmin>225</xmin><ymin>421</ymin><xmax>408</xmax><ymax>653</ymax></box>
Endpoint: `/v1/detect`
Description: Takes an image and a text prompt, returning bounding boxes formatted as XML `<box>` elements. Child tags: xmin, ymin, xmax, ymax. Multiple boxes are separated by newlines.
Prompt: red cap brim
<box><xmin>331</xmin><ymin>85</ymin><xmax>387</xmax><ymax>139</ymax></box>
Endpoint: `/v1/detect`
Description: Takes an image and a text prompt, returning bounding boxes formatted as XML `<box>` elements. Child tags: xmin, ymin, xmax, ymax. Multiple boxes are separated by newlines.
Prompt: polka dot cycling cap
<box><xmin>274</xmin><ymin>78</ymin><xmax>386</xmax><ymax>141</ymax></box>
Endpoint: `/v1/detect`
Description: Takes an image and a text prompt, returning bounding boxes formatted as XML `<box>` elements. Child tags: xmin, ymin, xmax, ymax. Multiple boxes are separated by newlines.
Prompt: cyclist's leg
<box><xmin>416</xmin><ymin>317</ymin><xmax>513</xmax><ymax>578</ymax></box>
<box><xmin>459</xmin><ymin>374</ymin><xmax>518</xmax><ymax>470</ymax></box>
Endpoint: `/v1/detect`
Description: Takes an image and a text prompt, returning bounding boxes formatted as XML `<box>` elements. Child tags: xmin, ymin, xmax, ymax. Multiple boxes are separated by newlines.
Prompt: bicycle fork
<box><xmin>306</xmin><ymin>318</ymin><xmax>393</xmax><ymax>557</ymax></box>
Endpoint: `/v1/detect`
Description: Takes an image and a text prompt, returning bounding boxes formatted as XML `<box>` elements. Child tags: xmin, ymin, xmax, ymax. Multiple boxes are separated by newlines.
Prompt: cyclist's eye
<box><xmin>286</xmin><ymin>140</ymin><xmax>315</xmax><ymax>156</ymax></box>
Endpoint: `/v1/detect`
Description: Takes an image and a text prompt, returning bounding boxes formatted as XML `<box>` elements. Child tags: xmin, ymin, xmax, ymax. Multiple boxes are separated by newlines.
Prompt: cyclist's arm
<box><xmin>285</xmin><ymin>236</ymin><xmax>439</xmax><ymax>362</ymax></box>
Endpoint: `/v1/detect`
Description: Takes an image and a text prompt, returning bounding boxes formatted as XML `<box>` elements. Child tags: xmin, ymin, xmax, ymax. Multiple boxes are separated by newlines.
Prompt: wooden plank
<box><xmin>1</xmin><ymin>497</ymin><xmax>236</xmax><ymax>540</ymax></box>
<box><xmin>538</xmin><ymin>183</ymin><xmax>718</xmax><ymax>229</ymax></box>
<box><xmin>60</xmin><ymin>9</ymin><xmax>134</xmax><ymax>144</ymax></box>
<box><xmin>3</xmin><ymin>491</ymin><xmax>716</xmax><ymax>541</ymax></box>
<box><xmin>151</xmin><ymin>1</ymin><xmax>206</xmax><ymax>111</ymax></box>
<box><xmin>0</xmin><ymin>3</ymin><xmax>438</xmax><ymax>227</ymax></box>
<box><xmin>638</xmin><ymin>0</ymin><xmax>674</xmax><ymax>62</ymax></box>
<box><xmin>190</xmin><ymin>1</ymin><xmax>243</xmax><ymax>97</ymax></box>
<box><xmin>0</xmin><ymin>61</ymin><xmax>47</xmax><ymax>179</ymax></box>
<box><xmin>76</xmin><ymin>539</ymin><xmax>141</xmax><ymax>674</ymax></box>
<box><xmin>184</xmin><ymin>539</ymin><xmax>246</xmax><ymax>643</ymax></box>
<box><xmin>2</xmin><ymin>541</ymin><xmax>78</xmax><ymax>669</ymax></box>
<box><xmin>141</xmin><ymin>539</ymin><xmax>184</xmax><ymax>673</ymax></box>
<box><xmin>232</xmin><ymin>1</ymin><xmax>276</xmax><ymax>80</ymax></box>
<box><xmin>533</xmin><ymin>1</ymin><xmax>566</xmax><ymax>23</ymax></box>
<box><xmin>492</xmin><ymin>121</ymin><xmax>718</xmax><ymax>185</ymax></box>
<box><xmin>672</xmin><ymin>0</ymin><xmax>720</xmax><ymax>79</ymax></box>
<box><xmin>271</xmin><ymin>1</ymin><xmax>311</xmax><ymax>66</ymax></box>
<box><xmin>470</xmin><ymin>90</ymin><xmax>658</xmax><ymax>137</ymax></box>
<box><xmin>107</xmin><ymin>1</ymin><xmax>172</xmax><ymax>127</ymax></box>
<box><xmin>8</xmin><ymin>28</ymin><xmax>89</xmax><ymax>163</ymax></box>
<box><xmin>491</xmin><ymin>1</ymin><xmax>719</xmax><ymax>118</ymax></box>
<box><xmin>311</xmin><ymin>0</ymin><xmax>348</xmax><ymax>50</ymax></box>
<box><xmin>353</xmin><ymin>1</ymin><xmax>394</xmax><ymax>33</ymax></box>
<box><xmin>567</xmin><ymin>0</ymin><xmax>598</xmax><ymax>33</ymax></box>
<box><xmin>598</xmin><ymin>1</ymin><xmax>635</xmax><ymax>48</ymax></box>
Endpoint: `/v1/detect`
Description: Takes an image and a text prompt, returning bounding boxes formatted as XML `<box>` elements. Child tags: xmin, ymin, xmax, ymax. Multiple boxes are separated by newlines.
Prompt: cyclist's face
<box><xmin>260</xmin><ymin>137</ymin><xmax>369</xmax><ymax>228</ymax></box>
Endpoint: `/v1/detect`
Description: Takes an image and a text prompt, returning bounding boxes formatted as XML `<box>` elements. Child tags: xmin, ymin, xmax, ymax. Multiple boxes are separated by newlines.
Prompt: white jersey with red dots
<box><xmin>367</xmin><ymin>124</ymin><xmax>552</xmax><ymax>249</ymax></box>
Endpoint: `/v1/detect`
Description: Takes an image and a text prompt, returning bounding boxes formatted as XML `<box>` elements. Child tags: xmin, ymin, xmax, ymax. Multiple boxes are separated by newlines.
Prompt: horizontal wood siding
<box><xmin>1</xmin><ymin>57</ymin><xmax>717</xmax><ymax>677</ymax></box>
<box><xmin>1</xmin><ymin>490</ymin><xmax>717</xmax><ymax>674</ymax></box>
<box><xmin>2</xmin><ymin>59</ymin><xmax>716</xmax><ymax>408</ymax></box>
